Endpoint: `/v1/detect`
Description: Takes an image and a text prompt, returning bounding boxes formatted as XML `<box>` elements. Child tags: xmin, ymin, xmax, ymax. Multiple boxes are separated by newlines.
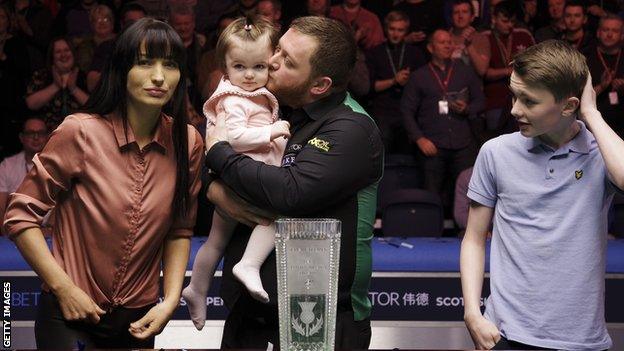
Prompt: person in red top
<box><xmin>481</xmin><ymin>0</ymin><xmax>534</xmax><ymax>132</ymax></box>
<box><xmin>3</xmin><ymin>18</ymin><xmax>203</xmax><ymax>348</ymax></box>
<box><xmin>329</xmin><ymin>0</ymin><xmax>385</xmax><ymax>50</ymax></box>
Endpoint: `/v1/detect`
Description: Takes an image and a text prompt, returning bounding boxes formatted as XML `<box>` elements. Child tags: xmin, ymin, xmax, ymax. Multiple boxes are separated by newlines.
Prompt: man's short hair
<box><xmin>564</xmin><ymin>0</ymin><xmax>586</xmax><ymax>15</ymax></box>
<box><xmin>258</xmin><ymin>0</ymin><xmax>281</xmax><ymax>11</ymax></box>
<box><xmin>289</xmin><ymin>16</ymin><xmax>356</xmax><ymax>91</ymax></box>
<box><xmin>512</xmin><ymin>40</ymin><xmax>588</xmax><ymax>102</ymax></box>
<box><xmin>493</xmin><ymin>0</ymin><xmax>517</xmax><ymax>18</ymax></box>
<box><xmin>598</xmin><ymin>13</ymin><xmax>623</xmax><ymax>30</ymax></box>
<box><xmin>451</xmin><ymin>0</ymin><xmax>475</xmax><ymax>15</ymax></box>
<box><xmin>384</xmin><ymin>10</ymin><xmax>410</xmax><ymax>27</ymax></box>
<box><xmin>169</xmin><ymin>4</ymin><xmax>195</xmax><ymax>19</ymax></box>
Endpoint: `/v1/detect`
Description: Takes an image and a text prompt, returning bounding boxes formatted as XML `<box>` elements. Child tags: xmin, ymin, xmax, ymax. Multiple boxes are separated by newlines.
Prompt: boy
<box><xmin>461</xmin><ymin>39</ymin><xmax>624</xmax><ymax>350</ymax></box>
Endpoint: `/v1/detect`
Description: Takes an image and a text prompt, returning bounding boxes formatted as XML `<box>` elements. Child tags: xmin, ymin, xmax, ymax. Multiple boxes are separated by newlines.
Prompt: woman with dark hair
<box><xmin>3</xmin><ymin>18</ymin><xmax>204</xmax><ymax>348</ymax></box>
<box><xmin>25</xmin><ymin>37</ymin><xmax>89</xmax><ymax>131</ymax></box>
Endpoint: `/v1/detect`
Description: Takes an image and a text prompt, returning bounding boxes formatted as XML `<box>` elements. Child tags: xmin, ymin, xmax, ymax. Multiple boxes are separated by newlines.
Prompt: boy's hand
<box><xmin>465</xmin><ymin>313</ymin><xmax>500</xmax><ymax>350</ymax></box>
<box><xmin>270</xmin><ymin>120</ymin><xmax>291</xmax><ymax>140</ymax></box>
<box><xmin>580</xmin><ymin>74</ymin><xmax>601</xmax><ymax>122</ymax></box>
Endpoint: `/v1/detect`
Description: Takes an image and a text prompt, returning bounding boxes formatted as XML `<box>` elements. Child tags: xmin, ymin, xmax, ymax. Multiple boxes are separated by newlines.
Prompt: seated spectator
<box><xmin>75</xmin><ymin>4</ymin><xmax>116</xmax><ymax>73</ymax></box>
<box><xmin>535</xmin><ymin>0</ymin><xmax>566</xmax><ymax>42</ymax></box>
<box><xmin>13</xmin><ymin>0</ymin><xmax>53</xmax><ymax>59</ymax></box>
<box><xmin>584</xmin><ymin>14</ymin><xmax>624</xmax><ymax>138</ymax></box>
<box><xmin>169</xmin><ymin>5</ymin><xmax>206</xmax><ymax>111</ymax></box>
<box><xmin>562</xmin><ymin>0</ymin><xmax>593</xmax><ymax>52</ymax></box>
<box><xmin>0</xmin><ymin>117</ymin><xmax>48</xmax><ymax>233</ymax></box>
<box><xmin>481</xmin><ymin>0</ymin><xmax>534</xmax><ymax>132</ymax></box>
<box><xmin>401</xmin><ymin>29</ymin><xmax>484</xmax><ymax>210</ymax></box>
<box><xmin>25</xmin><ymin>38</ymin><xmax>89</xmax><ymax>131</ymax></box>
<box><xmin>393</xmin><ymin>0</ymin><xmax>445</xmax><ymax>47</ymax></box>
<box><xmin>86</xmin><ymin>3</ymin><xmax>147</xmax><ymax>92</ymax></box>
<box><xmin>0</xmin><ymin>5</ymin><xmax>31</xmax><ymax>157</ymax></box>
<box><xmin>367</xmin><ymin>10</ymin><xmax>426</xmax><ymax>154</ymax></box>
<box><xmin>449</xmin><ymin>0</ymin><xmax>488</xmax><ymax>76</ymax></box>
<box><xmin>256</xmin><ymin>0</ymin><xmax>282</xmax><ymax>32</ymax></box>
<box><xmin>329</xmin><ymin>0</ymin><xmax>385</xmax><ymax>50</ymax></box>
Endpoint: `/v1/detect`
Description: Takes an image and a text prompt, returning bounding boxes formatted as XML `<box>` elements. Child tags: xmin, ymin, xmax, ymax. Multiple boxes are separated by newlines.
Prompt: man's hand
<box><xmin>205</xmin><ymin>111</ymin><xmax>228</xmax><ymax>152</ymax></box>
<box><xmin>580</xmin><ymin>73</ymin><xmax>601</xmax><ymax>123</ymax></box>
<box><xmin>129</xmin><ymin>300</ymin><xmax>177</xmax><ymax>340</ymax></box>
<box><xmin>461</xmin><ymin>27</ymin><xmax>476</xmax><ymax>44</ymax></box>
<box><xmin>450</xmin><ymin>100</ymin><xmax>468</xmax><ymax>115</ymax></box>
<box><xmin>395</xmin><ymin>68</ymin><xmax>410</xmax><ymax>86</ymax></box>
<box><xmin>54</xmin><ymin>284</ymin><xmax>106</xmax><ymax>323</ymax></box>
<box><xmin>405</xmin><ymin>31</ymin><xmax>427</xmax><ymax>44</ymax></box>
<box><xmin>465</xmin><ymin>313</ymin><xmax>500</xmax><ymax>350</ymax></box>
<box><xmin>207</xmin><ymin>180</ymin><xmax>274</xmax><ymax>227</ymax></box>
<box><xmin>416</xmin><ymin>137</ymin><xmax>438</xmax><ymax>156</ymax></box>
<box><xmin>270</xmin><ymin>120</ymin><xmax>291</xmax><ymax>140</ymax></box>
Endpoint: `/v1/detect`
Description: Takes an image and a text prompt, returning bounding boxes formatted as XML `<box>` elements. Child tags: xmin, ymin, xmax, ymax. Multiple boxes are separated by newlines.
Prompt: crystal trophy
<box><xmin>275</xmin><ymin>218</ymin><xmax>341</xmax><ymax>351</ymax></box>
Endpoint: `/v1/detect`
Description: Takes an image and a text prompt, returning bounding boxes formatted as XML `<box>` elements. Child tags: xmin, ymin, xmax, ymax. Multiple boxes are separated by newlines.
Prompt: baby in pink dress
<box><xmin>181</xmin><ymin>16</ymin><xmax>288</xmax><ymax>331</ymax></box>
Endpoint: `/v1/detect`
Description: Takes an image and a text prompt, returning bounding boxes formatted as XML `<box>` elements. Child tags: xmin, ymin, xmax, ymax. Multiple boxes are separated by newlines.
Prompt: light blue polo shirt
<box><xmin>468</xmin><ymin>121</ymin><xmax>615</xmax><ymax>350</ymax></box>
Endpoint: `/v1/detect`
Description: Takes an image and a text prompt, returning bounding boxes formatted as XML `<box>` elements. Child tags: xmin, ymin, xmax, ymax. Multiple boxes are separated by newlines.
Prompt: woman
<box><xmin>25</xmin><ymin>37</ymin><xmax>89</xmax><ymax>131</ymax></box>
<box><xmin>75</xmin><ymin>4</ymin><xmax>116</xmax><ymax>74</ymax></box>
<box><xmin>3</xmin><ymin>18</ymin><xmax>203</xmax><ymax>348</ymax></box>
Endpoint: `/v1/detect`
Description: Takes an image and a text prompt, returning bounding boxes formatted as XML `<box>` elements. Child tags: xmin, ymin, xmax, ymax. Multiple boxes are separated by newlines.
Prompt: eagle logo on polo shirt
<box><xmin>575</xmin><ymin>170</ymin><xmax>583</xmax><ymax>180</ymax></box>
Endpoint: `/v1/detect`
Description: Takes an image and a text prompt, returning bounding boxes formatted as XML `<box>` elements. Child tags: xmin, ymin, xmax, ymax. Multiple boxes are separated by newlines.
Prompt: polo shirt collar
<box><xmin>109</xmin><ymin>112</ymin><xmax>171</xmax><ymax>153</ymax></box>
<box><xmin>525</xmin><ymin>120</ymin><xmax>590</xmax><ymax>155</ymax></box>
<box><xmin>301</xmin><ymin>91</ymin><xmax>347</xmax><ymax>121</ymax></box>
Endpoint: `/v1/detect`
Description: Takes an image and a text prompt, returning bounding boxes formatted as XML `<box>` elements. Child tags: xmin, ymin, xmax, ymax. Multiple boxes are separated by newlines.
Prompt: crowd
<box><xmin>2</xmin><ymin>0</ymin><xmax>624</xmax><ymax>232</ymax></box>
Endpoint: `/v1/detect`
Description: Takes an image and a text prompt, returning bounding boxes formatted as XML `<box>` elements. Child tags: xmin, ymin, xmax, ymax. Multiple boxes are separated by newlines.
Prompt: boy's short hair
<box><xmin>384</xmin><ymin>10</ymin><xmax>410</xmax><ymax>27</ymax></box>
<box><xmin>511</xmin><ymin>39</ymin><xmax>588</xmax><ymax>102</ymax></box>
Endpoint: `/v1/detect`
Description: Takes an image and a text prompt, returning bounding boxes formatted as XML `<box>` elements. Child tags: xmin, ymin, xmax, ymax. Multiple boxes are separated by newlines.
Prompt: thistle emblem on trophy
<box><xmin>292</xmin><ymin>301</ymin><xmax>324</xmax><ymax>338</ymax></box>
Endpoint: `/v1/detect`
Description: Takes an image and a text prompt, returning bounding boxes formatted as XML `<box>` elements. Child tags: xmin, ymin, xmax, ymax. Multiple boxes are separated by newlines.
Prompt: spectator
<box><xmin>75</xmin><ymin>4</ymin><xmax>116</xmax><ymax>73</ymax></box>
<box><xmin>25</xmin><ymin>38</ymin><xmax>89</xmax><ymax>131</ymax></box>
<box><xmin>367</xmin><ymin>10</ymin><xmax>426</xmax><ymax>154</ymax></box>
<box><xmin>198</xmin><ymin>12</ymin><xmax>237</xmax><ymax>100</ymax></box>
<box><xmin>562</xmin><ymin>0</ymin><xmax>593</xmax><ymax>52</ymax></box>
<box><xmin>305</xmin><ymin>0</ymin><xmax>330</xmax><ymax>17</ymax></box>
<box><xmin>449</xmin><ymin>0</ymin><xmax>488</xmax><ymax>76</ymax></box>
<box><xmin>329</xmin><ymin>0</ymin><xmax>385</xmax><ymax>50</ymax></box>
<box><xmin>535</xmin><ymin>0</ymin><xmax>566</xmax><ymax>43</ymax></box>
<box><xmin>13</xmin><ymin>0</ymin><xmax>54</xmax><ymax>58</ymax></box>
<box><xmin>169</xmin><ymin>5</ymin><xmax>206</xmax><ymax>111</ymax></box>
<box><xmin>481</xmin><ymin>0</ymin><xmax>534</xmax><ymax>131</ymax></box>
<box><xmin>0</xmin><ymin>117</ymin><xmax>48</xmax><ymax>232</ymax></box>
<box><xmin>0</xmin><ymin>5</ymin><xmax>31</xmax><ymax>157</ymax></box>
<box><xmin>584</xmin><ymin>14</ymin><xmax>624</xmax><ymax>138</ymax></box>
<box><xmin>53</xmin><ymin>0</ymin><xmax>98</xmax><ymax>40</ymax></box>
<box><xmin>194</xmin><ymin>0</ymin><xmax>235</xmax><ymax>37</ymax></box>
<box><xmin>393</xmin><ymin>0</ymin><xmax>445</xmax><ymax>47</ymax></box>
<box><xmin>256</xmin><ymin>0</ymin><xmax>282</xmax><ymax>31</ymax></box>
<box><xmin>401</xmin><ymin>29</ymin><xmax>484</xmax><ymax>206</ymax></box>
<box><xmin>119</xmin><ymin>2</ymin><xmax>147</xmax><ymax>30</ymax></box>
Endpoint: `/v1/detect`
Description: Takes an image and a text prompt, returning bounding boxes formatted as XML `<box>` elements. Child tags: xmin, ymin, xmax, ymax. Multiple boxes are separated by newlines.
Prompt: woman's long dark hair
<box><xmin>82</xmin><ymin>18</ymin><xmax>191</xmax><ymax>218</ymax></box>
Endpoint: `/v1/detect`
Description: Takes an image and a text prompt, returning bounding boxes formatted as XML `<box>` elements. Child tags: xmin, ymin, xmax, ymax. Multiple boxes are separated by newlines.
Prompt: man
<box><xmin>367</xmin><ymin>10</ymin><xmax>426</xmax><ymax>154</ymax></box>
<box><xmin>204</xmin><ymin>16</ymin><xmax>383</xmax><ymax>349</ymax></box>
<box><xmin>481</xmin><ymin>0</ymin><xmax>534</xmax><ymax>131</ymax></box>
<box><xmin>449</xmin><ymin>0</ymin><xmax>489</xmax><ymax>76</ymax></box>
<box><xmin>401</xmin><ymin>29</ymin><xmax>484</xmax><ymax>204</ymax></box>
<box><xmin>169</xmin><ymin>5</ymin><xmax>206</xmax><ymax>111</ymax></box>
<box><xmin>562</xmin><ymin>0</ymin><xmax>592</xmax><ymax>52</ymax></box>
<box><xmin>584</xmin><ymin>14</ymin><xmax>624</xmax><ymax>138</ymax></box>
<box><xmin>393</xmin><ymin>0</ymin><xmax>445</xmax><ymax>46</ymax></box>
<box><xmin>329</xmin><ymin>0</ymin><xmax>385</xmax><ymax>50</ymax></box>
<box><xmin>256</xmin><ymin>0</ymin><xmax>282</xmax><ymax>31</ymax></box>
<box><xmin>0</xmin><ymin>118</ymin><xmax>48</xmax><ymax>232</ymax></box>
<box><xmin>534</xmin><ymin>0</ymin><xmax>566</xmax><ymax>43</ymax></box>
<box><xmin>461</xmin><ymin>39</ymin><xmax>620</xmax><ymax>350</ymax></box>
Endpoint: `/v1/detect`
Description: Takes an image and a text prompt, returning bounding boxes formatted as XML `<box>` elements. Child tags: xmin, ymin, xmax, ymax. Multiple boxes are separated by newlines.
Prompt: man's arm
<box><xmin>206</xmin><ymin>110</ymin><xmax>382</xmax><ymax>216</ymax></box>
<box><xmin>400</xmin><ymin>71</ymin><xmax>424</xmax><ymax>144</ymax></box>
<box><xmin>461</xmin><ymin>202</ymin><xmax>499</xmax><ymax>350</ymax></box>
<box><xmin>580</xmin><ymin>74</ymin><xmax>624</xmax><ymax>190</ymax></box>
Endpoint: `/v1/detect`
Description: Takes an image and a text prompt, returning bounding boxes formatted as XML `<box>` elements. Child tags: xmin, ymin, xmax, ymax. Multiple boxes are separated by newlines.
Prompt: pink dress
<box><xmin>203</xmin><ymin>78</ymin><xmax>286</xmax><ymax>166</ymax></box>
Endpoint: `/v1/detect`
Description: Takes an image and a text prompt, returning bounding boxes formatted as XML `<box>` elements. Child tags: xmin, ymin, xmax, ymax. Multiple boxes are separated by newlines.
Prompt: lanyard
<box><xmin>428</xmin><ymin>62</ymin><xmax>455</xmax><ymax>95</ymax></box>
<box><xmin>597</xmin><ymin>47</ymin><xmax>621</xmax><ymax>74</ymax></box>
<box><xmin>385</xmin><ymin>43</ymin><xmax>406</xmax><ymax>76</ymax></box>
<box><xmin>493</xmin><ymin>32</ymin><xmax>512</xmax><ymax>64</ymax></box>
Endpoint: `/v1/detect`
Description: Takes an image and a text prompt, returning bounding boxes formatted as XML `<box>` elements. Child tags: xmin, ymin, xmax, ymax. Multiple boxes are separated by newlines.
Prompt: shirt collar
<box><xmin>525</xmin><ymin>120</ymin><xmax>591</xmax><ymax>155</ymax></box>
<box><xmin>300</xmin><ymin>91</ymin><xmax>347</xmax><ymax>121</ymax></box>
<box><xmin>109</xmin><ymin>112</ymin><xmax>171</xmax><ymax>153</ymax></box>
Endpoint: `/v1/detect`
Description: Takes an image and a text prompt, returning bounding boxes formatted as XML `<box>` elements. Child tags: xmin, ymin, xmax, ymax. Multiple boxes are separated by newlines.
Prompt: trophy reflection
<box><xmin>275</xmin><ymin>218</ymin><xmax>341</xmax><ymax>351</ymax></box>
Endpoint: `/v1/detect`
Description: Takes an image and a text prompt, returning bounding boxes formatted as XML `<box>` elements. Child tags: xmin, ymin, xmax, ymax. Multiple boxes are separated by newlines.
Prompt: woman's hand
<box><xmin>66</xmin><ymin>68</ymin><xmax>79</xmax><ymax>92</ymax></box>
<box><xmin>128</xmin><ymin>300</ymin><xmax>178</xmax><ymax>339</ymax></box>
<box><xmin>54</xmin><ymin>283</ymin><xmax>106</xmax><ymax>323</ymax></box>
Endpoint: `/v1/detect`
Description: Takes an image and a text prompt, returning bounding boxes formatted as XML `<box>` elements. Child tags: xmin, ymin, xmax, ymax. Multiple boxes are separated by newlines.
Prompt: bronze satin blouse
<box><xmin>3</xmin><ymin>113</ymin><xmax>204</xmax><ymax>309</ymax></box>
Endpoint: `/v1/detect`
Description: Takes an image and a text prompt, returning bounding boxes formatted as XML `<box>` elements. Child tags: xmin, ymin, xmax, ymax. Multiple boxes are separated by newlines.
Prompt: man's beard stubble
<box><xmin>266</xmin><ymin>76</ymin><xmax>313</xmax><ymax>108</ymax></box>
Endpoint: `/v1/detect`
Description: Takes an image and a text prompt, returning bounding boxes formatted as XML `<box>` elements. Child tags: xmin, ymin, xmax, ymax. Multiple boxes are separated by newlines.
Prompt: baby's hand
<box><xmin>271</xmin><ymin>120</ymin><xmax>291</xmax><ymax>140</ymax></box>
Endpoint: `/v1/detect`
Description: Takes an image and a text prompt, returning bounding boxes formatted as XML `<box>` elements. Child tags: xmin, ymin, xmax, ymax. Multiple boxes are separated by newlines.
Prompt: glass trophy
<box><xmin>275</xmin><ymin>218</ymin><xmax>341</xmax><ymax>351</ymax></box>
